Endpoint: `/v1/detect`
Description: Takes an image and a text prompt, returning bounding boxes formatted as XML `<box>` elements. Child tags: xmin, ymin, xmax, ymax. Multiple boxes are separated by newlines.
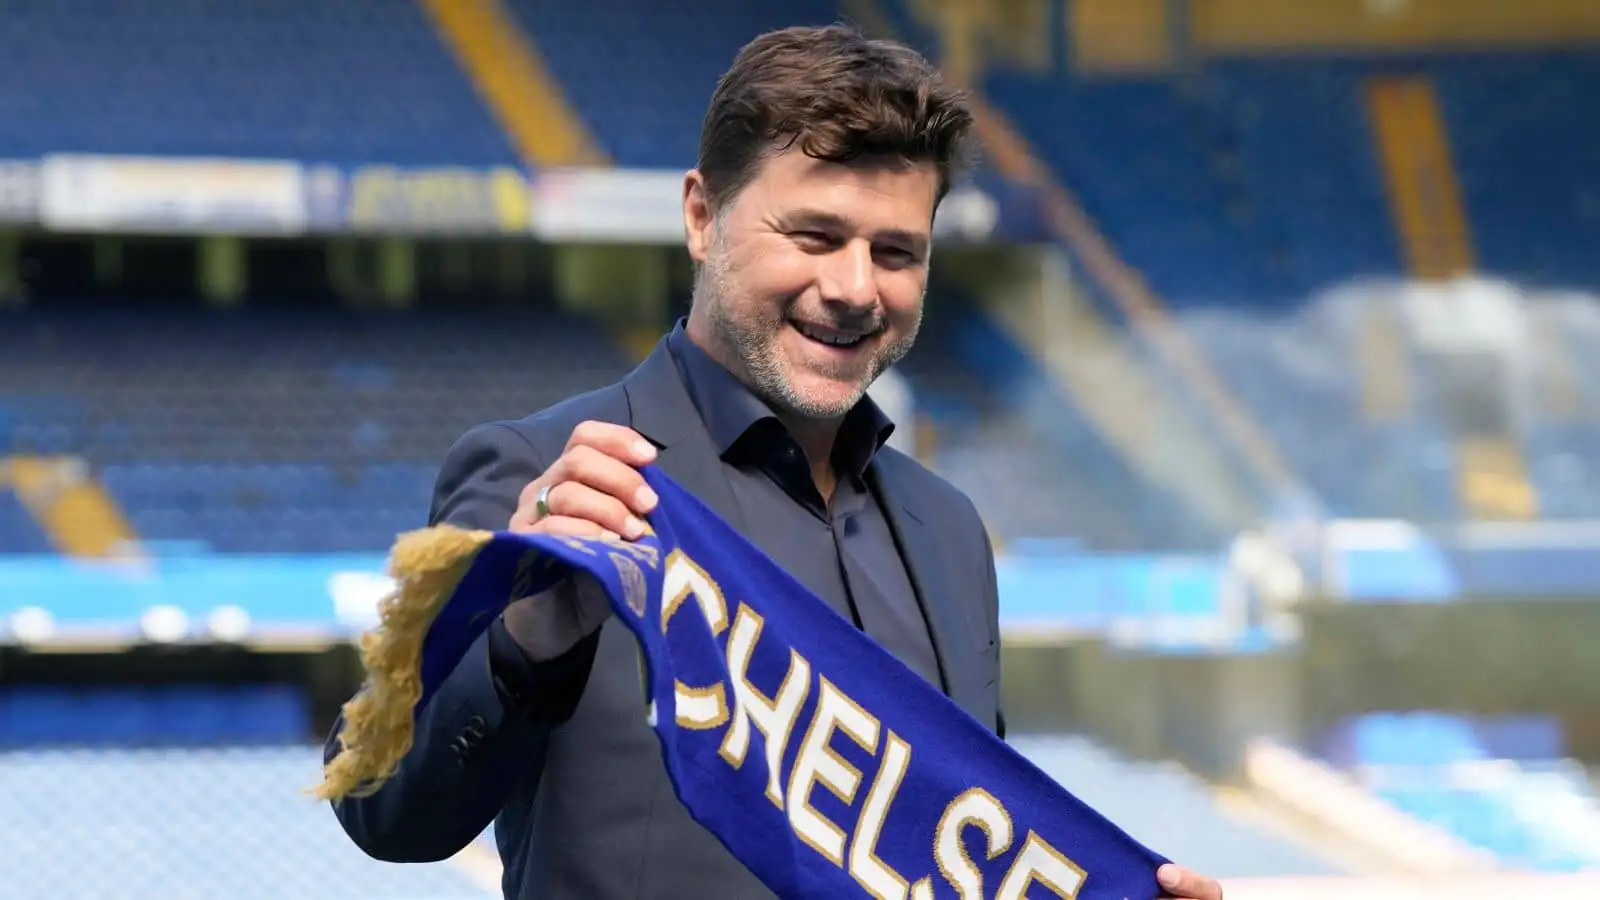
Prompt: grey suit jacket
<box><xmin>327</xmin><ymin>338</ymin><xmax>1003</xmax><ymax>899</ymax></box>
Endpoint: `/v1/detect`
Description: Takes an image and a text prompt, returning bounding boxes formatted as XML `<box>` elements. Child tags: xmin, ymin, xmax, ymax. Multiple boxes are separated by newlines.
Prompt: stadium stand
<box><xmin>1202</xmin><ymin>59</ymin><xmax>1402</xmax><ymax>300</ymax></box>
<box><xmin>505</xmin><ymin>0</ymin><xmax>842</xmax><ymax>167</ymax></box>
<box><xmin>902</xmin><ymin>299</ymin><xmax>1225</xmax><ymax>550</ymax></box>
<box><xmin>0</xmin><ymin>693</ymin><xmax>1349</xmax><ymax>892</ymax></box>
<box><xmin>9</xmin><ymin>0</ymin><xmax>1592</xmax><ymax>532</ymax></box>
<box><xmin>1177</xmin><ymin>294</ymin><xmax>1460</xmax><ymax>522</ymax></box>
<box><xmin>0</xmin><ymin>294</ymin><xmax>1219</xmax><ymax>554</ymax></box>
<box><xmin>1325</xmin><ymin>713</ymin><xmax>1600</xmax><ymax>871</ymax></box>
<box><xmin>0</xmin><ymin>305</ymin><xmax>634</xmax><ymax>553</ymax></box>
<box><xmin>0</xmin><ymin>684</ymin><xmax>497</xmax><ymax>895</ymax></box>
<box><xmin>862</xmin><ymin>2</ymin><xmax>1296</xmax><ymax>306</ymax></box>
<box><xmin>874</xmin><ymin>0</ymin><xmax>1600</xmax><ymax>527</ymax></box>
<box><xmin>0</xmin><ymin>0</ymin><xmax>518</xmax><ymax>166</ymax></box>
<box><xmin>1437</xmin><ymin>51</ymin><xmax>1600</xmax><ymax>287</ymax></box>
<box><xmin>979</xmin><ymin>73</ymin><xmax>1283</xmax><ymax>306</ymax></box>
<box><xmin>0</xmin><ymin>684</ymin><xmax>309</xmax><ymax>748</ymax></box>
<box><xmin>1013</xmin><ymin>734</ymin><xmax>1346</xmax><ymax>878</ymax></box>
<box><xmin>909</xmin><ymin>24</ymin><xmax>1597</xmax><ymax>304</ymax></box>
<box><xmin>2</xmin><ymin>743</ymin><xmax>494</xmax><ymax>899</ymax></box>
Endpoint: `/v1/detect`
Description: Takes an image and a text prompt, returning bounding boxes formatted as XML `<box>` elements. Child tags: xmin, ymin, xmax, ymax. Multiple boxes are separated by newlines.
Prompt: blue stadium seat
<box><xmin>150</xmin><ymin>687</ymin><xmax>235</xmax><ymax>745</ymax></box>
<box><xmin>1335</xmin><ymin>711</ymin><xmax>1600</xmax><ymax>870</ymax></box>
<box><xmin>0</xmin><ymin>746</ymin><xmax>494</xmax><ymax>899</ymax></box>
<box><xmin>0</xmin><ymin>685</ymin><xmax>312</xmax><ymax>748</ymax></box>
<box><xmin>0</xmin><ymin>491</ymin><xmax>52</xmax><ymax>554</ymax></box>
<box><xmin>507</xmin><ymin>0</ymin><xmax>842</xmax><ymax>167</ymax></box>
<box><xmin>1207</xmin><ymin>57</ymin><xmax>1403</xmax><ymax>292</ymax></box>
<box><xmin>2</xmin><ymin>687</ymin><xmax>79</xmax><ymax>746</ymax></box>
<box><xmin>1436</xmin><ymin>52</ymin><xmax>1600</xmax><ymax>286</ymax></box>
<box><xmin>0</xmin><ymin>307</ymin><xmax>634</xmax><ymax>553</ymax></box>
<box><xmin>0</xmin><ymin>0</ymin><xmax>517</xmax><ymax>166</ymax></box>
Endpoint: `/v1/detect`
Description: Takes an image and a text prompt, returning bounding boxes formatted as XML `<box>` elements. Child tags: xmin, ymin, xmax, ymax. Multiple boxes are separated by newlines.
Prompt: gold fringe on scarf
<box><xmin>311</xmin><ymin>524</ymin><xmax>495</xmax><ymax>802</ymax></box>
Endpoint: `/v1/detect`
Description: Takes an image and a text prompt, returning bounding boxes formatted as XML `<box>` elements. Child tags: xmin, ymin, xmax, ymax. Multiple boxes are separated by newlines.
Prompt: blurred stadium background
<box><xmin>3</xmin><ymin>0</ymin><xmax>1600</xmax><ymax>897</ymax></box>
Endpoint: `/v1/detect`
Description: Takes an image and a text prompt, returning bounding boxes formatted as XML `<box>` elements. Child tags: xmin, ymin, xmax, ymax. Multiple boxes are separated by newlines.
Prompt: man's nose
<box><xmin>817</xmin><ymin>240</ymin><xmax>878</xmax><ymax>310</ymax></box>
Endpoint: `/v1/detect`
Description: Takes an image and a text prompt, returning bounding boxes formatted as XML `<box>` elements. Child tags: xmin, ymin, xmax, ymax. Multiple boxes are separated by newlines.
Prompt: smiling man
<box><xmin>325</xmin><ymin>23</ymin><xmax>1219</xmax><ymax>900</ymax></box>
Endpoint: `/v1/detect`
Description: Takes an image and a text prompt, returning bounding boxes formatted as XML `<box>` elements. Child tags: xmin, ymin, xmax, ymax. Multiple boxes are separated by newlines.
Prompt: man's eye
<box><xmin>875</xmin><ymin>247</ymin><xmax>918</xmax><ymax>268</ymax></box>
<box><xmin>792</xmin><ymin>231</ymin><xmax>834</xmax><ymax>248</ymax></box>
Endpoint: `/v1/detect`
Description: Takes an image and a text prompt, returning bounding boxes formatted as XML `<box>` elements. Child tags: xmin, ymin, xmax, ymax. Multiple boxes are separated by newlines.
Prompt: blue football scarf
<box><xmin>319</xmin><ymin>465</ymin><xmax>1168</xmax><ymax>900</ymax></box>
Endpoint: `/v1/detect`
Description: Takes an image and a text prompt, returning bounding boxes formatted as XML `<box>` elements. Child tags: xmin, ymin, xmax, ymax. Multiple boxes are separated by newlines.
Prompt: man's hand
<box><xmin>510</xmin><ymin>420</ymin><xmax>660</xmax><ymax>539</ymax></box>
<box><xmin>501</xmin><ymin>421</ymin><xmax>661</xmax><ymax>662</ymax></box>
<box><xmin>1158</xmin><ymin>863</ymin><xmax>1222</xmax><ymax>900</ymax></box>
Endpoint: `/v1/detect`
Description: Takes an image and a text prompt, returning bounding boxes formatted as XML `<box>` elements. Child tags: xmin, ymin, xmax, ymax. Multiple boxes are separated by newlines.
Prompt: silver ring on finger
<box><xmin>534</xmin><ymin>483</ymin><xmax>556</xmax><ymax>521</ymax></box>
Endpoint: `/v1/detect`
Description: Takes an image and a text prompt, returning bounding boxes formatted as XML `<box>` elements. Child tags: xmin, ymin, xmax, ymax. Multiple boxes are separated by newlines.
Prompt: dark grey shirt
<box><xmin>664</xmin><ymin>323</ymin><xmax>941</xmax><ymax>686</ymax></box>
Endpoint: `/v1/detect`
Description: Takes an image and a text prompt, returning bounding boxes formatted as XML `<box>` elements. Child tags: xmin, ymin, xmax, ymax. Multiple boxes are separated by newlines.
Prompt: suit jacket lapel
<box><xmin>870</xmin><ymin>455</ymin><xmax>984</xmax><ymax>716</ymax></box>
<box><xmin>620</xmin><ymin>339</ymin><xmax>752</xmax><ymax>536</ymax></box>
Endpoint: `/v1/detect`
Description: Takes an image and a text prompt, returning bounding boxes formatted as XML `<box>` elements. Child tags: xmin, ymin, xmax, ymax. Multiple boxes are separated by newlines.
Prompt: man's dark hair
<box><xmin>697</xmin><ymin>24</ymin><xmax>975</xmax><ymax>211</ymax></box>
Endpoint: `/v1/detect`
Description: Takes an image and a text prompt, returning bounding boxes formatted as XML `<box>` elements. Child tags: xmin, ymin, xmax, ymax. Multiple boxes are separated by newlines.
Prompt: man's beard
<box><xmin>694</xmin><ymin>244</ymin><xmax>921</xmax><ymax>420</ymax></box>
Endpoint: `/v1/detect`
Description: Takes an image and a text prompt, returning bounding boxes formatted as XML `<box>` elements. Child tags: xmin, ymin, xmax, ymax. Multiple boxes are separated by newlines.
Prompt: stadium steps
<box><xmin>904</xmin><ymin>297</ymin><xmax>1230</xmax><ymax>549</ymax></box>
<box><xmin>420</xmin><ymin>0</ymin><xmax>606</xmax><ymax>167</ymax></box>
<box><xmin>1455</xmin><ymin>436</ymin><xmax>1540</xmax><ymax>520</ymax></box>
<box><xmin>4</xmin><ymin>455</ymin><xmax>139</xmax><ymax>559</ymax></box>
<box><xmin>981</xmin><ymin>270</ymin><xmax>1261</xmax><ymax>536</ymax></box>
<box><xmin>1242</xmin><ymin>738</ymin><xmax>1498</xmax><ymax>875</ymax></box>
<box><xmin>1209</xmin><ymin>783</ymin><xmax>1420</xmax><ymax>876</ymax></box>
<box><xmin>1012</xmin><ymin>734</ymin><xmax>1349</xmax><ymax>878</ymax></box>
<box><xmin>1337</xmin><ymin>713</ymin><xmax>1600</xmax><ymax>870</ymax></box>
<box><xmin>1365</xmin><ymin>76</ymin><xmax>1476</xmax><ymax>281</ymax></box>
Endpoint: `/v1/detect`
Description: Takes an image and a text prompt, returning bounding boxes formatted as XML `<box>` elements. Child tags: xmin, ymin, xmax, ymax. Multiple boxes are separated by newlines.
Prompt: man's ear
<box><xmin>683</xmin><ymin>170</ymin><xmax>713</xmax><ymax>264</ymax></box>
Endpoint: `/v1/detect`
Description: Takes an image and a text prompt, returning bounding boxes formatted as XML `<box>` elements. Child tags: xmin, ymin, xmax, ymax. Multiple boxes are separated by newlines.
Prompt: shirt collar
<box><xmin>664</xmin><ymin>319</ymin><xmax>895</xmax><ymax>477</ymax></box>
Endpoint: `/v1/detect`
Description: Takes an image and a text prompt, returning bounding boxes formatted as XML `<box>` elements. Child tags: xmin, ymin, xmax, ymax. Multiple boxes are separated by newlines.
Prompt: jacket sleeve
<box><xmin>326</xmin><ymin>422</ymin><xmax>574</xmax><ymax>862</ymax></box>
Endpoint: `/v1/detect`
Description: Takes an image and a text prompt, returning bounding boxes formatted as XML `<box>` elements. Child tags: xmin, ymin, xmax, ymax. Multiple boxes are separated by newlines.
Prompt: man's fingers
<box><xmin>564</xmin><ymin>420</ymin><xmax>658</xmax><ymax>467</ymax></box>
<box><xmin>509</xmin><ymin>513</ymin><xmax>618</xmax><ymax>541</ymax></box>
<box><xmin>510</xmin><ymin>421</ymin><xmax>659</xmax><ymax>532</ymax></box>
<box><xmin>551</xmin><ymin>444</ymin><xmax>658</xmax><ymax>515</ymax></box>
<box><xmin>544</xmin><ymin>482</ymin><xmax>647</xmax><ymax>539</ymax></box>
<box><xmin>1157</xmin><ymin>864</ymin><xmax>1222</xmax><ymax>900</ymax></box>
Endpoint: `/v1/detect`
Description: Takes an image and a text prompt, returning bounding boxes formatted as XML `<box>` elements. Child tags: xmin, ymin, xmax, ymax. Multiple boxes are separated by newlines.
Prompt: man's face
<box><xmin>683</xmin><ymin>148</ymin><xmax>936</xmax><ymax>420</ymax></box>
